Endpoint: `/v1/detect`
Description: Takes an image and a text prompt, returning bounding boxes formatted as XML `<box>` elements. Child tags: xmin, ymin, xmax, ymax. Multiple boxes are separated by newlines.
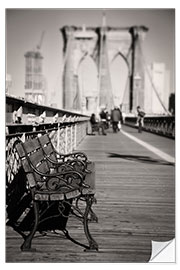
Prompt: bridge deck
<box><xmin>6</xmin><ymin>125</ymin><xmax>175</xmax><ymax>262</ymax></box>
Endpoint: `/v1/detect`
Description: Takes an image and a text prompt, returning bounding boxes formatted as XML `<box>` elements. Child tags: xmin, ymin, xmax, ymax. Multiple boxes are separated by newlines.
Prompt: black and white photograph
<box><xmin>4</xmin><ymin>7</ymin><xmax>176</xmax><ymax>264</ymax></box>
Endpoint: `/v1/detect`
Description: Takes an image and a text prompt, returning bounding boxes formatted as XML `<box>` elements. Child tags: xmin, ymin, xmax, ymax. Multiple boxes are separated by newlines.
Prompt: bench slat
<box><xmin>26</xmin><ymin>173</ymin><xmax>36</xmax><ymax>187</ymax></box>
<box><xmin>43</xmin><ymin>144</ymin><xmax>56</xmax><ymax>159</ymax></box>
<box><xmin>85</xmin><ymin>162</ymin><xmax>95</xmax><ymax>190</ymax></box>
<box><xmin>36</xmin><ymin>162</ymin><xmax>49</xmax><ymax>176</ymax></box>
<box><xmin>38</xmin><ymin>134</ymin><xmax>49</xmax><ymax>146</ymax></box>
<box><xmin>15</xmin><ymin>143</ymin><xmax>26</xmax><ymax>157</ymax></box>
<box><xmin>23</xmin><ymin>138</ymin><xmax>40</xmax><ymax>153</ymax></box>
<box><xmin>48</xmin><ymin>153</ymin><xmax>57</xmax><ymax>161</ymax></box>
<box><xmin>22</xmin><ymin>159</ymin><xmax>32</xmax><ymax>172</ymax></box>
<box><xmin>29</xmin><ymin>149</ymin><xmax>46</xmax><ymax>166</ymax></box>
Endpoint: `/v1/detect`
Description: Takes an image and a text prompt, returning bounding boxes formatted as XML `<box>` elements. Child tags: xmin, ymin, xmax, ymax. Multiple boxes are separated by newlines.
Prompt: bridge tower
<box><xmin>98</xmin><ymin>13</ymin><xmax>114</xmax><ymax>112</ymax></box>
<box><xmin>61</xmin><ymin>19</ymin><xmax>148</xmax><ymax>114</ymax></box>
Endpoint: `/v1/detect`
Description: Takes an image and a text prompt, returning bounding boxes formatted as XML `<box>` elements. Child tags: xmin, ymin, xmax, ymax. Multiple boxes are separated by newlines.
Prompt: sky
<box><xmin>6</xmin><ymin>9</ymin><xmax>175</xmax><ymax>108</ymax></box>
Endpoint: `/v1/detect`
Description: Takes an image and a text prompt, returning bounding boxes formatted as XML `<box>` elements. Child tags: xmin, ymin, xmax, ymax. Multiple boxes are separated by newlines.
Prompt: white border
<box><xmin>1</xmin><ymin>2</ymin><xmax>179</xmax><ymax>269</ymax></box>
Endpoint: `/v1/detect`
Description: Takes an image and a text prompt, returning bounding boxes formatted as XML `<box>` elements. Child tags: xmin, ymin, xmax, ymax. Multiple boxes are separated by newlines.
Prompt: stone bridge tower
<box><xmin>61</xmin><ymin>20</ymin><xmax>148</xmax><ymax>114</ymax></box>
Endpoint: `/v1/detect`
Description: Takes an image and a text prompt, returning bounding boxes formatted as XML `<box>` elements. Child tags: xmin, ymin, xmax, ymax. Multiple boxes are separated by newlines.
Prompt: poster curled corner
<box><xmin>149</xmin><ymin>239</ymin><xmax>175</xmax><ymax>263</ymax></box>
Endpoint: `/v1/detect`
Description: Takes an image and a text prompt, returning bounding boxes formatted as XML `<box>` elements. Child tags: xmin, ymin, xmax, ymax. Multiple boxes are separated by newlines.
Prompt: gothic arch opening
<box><xmin>77</xmin><ymin>55</ymin><xmax>98</xmax><ymax>114</ymax></box>
<box><xmin>110</xmin><ymin>54</ymin><xmax>129</xmax><ymax>108</ymax></box>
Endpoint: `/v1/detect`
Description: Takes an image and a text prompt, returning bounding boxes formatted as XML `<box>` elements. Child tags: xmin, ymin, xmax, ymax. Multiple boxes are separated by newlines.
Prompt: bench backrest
<box><xmin>38</xmin><ymin>134</ymin><xmax>58</xmax><ymax>162</ymax></box>
<box><xmin>15</xmin><ymin>137</ymin><xmax>51</xmax><ymax>188</ymax></box>
<box><xmin>15</xmin><ymin>134</ymin><xmax>94</xmax><ymax>192</ymax></box>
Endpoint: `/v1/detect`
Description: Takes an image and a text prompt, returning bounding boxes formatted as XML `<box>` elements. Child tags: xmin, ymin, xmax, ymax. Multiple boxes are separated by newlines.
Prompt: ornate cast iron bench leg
<box><xmin>83</xmin><ymin>195</ymin><xmax>98</xmax><ymax>251</ymax></box>
<box><xmin>21</xmin><ymin>201</ymin><xmax>39</xmax><ymax>252</ymax></box>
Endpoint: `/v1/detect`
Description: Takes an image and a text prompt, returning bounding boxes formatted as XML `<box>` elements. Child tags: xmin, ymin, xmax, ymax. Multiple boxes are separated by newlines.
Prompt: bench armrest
<box><xmin>29</xmin><ymin>163</ymin><xmax>88</xmax><ymax>190</ymax></box>
<box><xmin>45</xmin><ymin>156</ymin><xmax>87</xmax><ymax>173</ymax></box>
<box><xmin>53</xmin><ymin>148</ymin><xmax>90</xmax><ymax>163</ymax></box>
<box><xmin>30</xmin><ymin>162</ymin><xmax>84</xmax><ymax>180</ymax></box>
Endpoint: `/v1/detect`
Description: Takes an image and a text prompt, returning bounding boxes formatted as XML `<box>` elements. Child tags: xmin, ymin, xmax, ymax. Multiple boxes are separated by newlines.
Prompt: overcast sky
<box><xmin>6</xmin><ymin>9</ymin><xmax>175</xmax><ymax>107</ymax></box>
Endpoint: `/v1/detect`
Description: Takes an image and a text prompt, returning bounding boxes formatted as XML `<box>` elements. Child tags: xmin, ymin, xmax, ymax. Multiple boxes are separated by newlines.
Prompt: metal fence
<box><xmin>124</xmin><ymin>115</ymin><xmax>175</xmax><ymax>139</ymax></box>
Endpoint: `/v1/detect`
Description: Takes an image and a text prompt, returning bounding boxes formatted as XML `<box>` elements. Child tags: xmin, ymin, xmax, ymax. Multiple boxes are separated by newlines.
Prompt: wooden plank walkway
<box><xmin>6</xmin><ymin>125</ymin><xmax>175</xmax><ymax>262</ymax></box>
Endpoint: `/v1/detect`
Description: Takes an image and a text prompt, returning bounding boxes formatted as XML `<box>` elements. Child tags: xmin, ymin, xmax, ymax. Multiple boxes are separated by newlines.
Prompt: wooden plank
<box><xmin>15</xmin><ymin>143</ymin><xmax>25</xmax><ymax>157</ymax></box>
<box><xmin>23</xmin><ymin>138</ymin><xmax>40</xmax><ymax>153</ymax></box>
<box><xmin>43</xmin><ymin>144</ymin><xmax>56</xmax><ymax>159</ymax></box>
<box><xmin>29</xmin><ymin>149</ymin><xmax>45</xmax><ymax>165</ymax></box>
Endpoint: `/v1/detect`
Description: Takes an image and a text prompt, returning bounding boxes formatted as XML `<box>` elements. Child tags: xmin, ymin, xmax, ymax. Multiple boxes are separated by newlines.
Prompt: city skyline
<box><xmin>6</xmin><ymin>9</ymin><xmax>175</xmax><ymax>109</ymax></box>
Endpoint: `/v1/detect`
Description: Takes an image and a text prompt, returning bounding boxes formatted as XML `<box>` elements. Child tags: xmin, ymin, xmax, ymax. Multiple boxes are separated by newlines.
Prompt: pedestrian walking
<box><xmin>111</xmin><ymin>106</ymin><xmax>121</xmax><ymax>133</ymax></box>
<box><xmin>117</xmin><ymin>106</ymin><xmax>123</xmax><ymax>131</ymax></box>
<box><xmin>99</xmin><ymin>107</ymin><xmax>107</xmax><ymax>135</ymax></box>
<box><xmin>136</xmin><ymin>106</ymin><xmax>145</xmax><ymax>133</ymax></box>
<box><xmin>90</xmin><ymin>113</ymin><xmax>99</xmax><ymax>135</ymax></box>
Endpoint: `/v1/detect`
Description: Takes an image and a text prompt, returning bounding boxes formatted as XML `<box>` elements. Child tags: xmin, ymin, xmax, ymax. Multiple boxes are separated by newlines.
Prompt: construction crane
<box><xmin>36</xmin><ymin>31</ymin><xmax>45</xmax><ymax>51</ymax></box>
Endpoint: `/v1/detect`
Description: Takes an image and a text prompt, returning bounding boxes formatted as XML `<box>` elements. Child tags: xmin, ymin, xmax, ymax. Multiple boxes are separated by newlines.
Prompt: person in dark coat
<box><xmin>99</xmin><ymin>108</ymin><xmax>107</xmax><ymax>135</ymax></box>
<box><xmin>111</xmin><ymin>107</ymin><xmax>121</xmax><ymax>133</ymax></box>
<box><xmin>90</xmin><ymin>113</ymin><xmax>106</xmax><ymax>135</ymax></box>
<box><xmin>90</xmin><ymin>113</ymin><xmax>99</xmax><ymax>134</ymax></box>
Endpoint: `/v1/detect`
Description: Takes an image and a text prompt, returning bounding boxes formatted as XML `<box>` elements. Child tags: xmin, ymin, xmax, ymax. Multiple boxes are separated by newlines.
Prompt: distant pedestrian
<box><xmin>117</xmin><ymin>106</ymin><xmax>123</xmax><ymax>131</ymax></box>
<box><xmin>111</xmin><ymin>106</ymin><xmax>121</xmax><ymax>133</ymax></box>
<box><xmin>105</xmin><ymin>110</ymin><xmax>110</xmax><ymax>129</ymax></box>
<box><xmin>90</xmin><ymin>113</ymin><xmax>99</xmax><ymax>135</ymax></box>
<box><xmin>136</xmin><ymin>106</ymin><xmax>145</xmax><ymax>133</ymax></box>
<box><xmin>99</xmin><ymin>107</ymin><xmax>107</xmax><ymax>135</ymax></box>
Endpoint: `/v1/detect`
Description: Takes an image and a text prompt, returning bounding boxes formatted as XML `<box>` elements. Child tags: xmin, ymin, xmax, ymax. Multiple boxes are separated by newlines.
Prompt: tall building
<box><xmin>144</xmin><ymin>63</ymin><xmax>170</xmax><ymax>114</ymax></box>
<box><xmin>6</xmin><ymin>73</ymin><xmax>12</xmax><ymax>94</ymax></box>
<box><xmin>24</xmin><ymin>51</ymin><xmax>45</xmax><ymax>104</ymax></box>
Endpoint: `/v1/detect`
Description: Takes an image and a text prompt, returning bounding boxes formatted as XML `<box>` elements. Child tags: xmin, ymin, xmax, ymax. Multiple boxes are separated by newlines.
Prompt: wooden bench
<box><xmin>6</xmin><ymin>134</ymin><xmax>98</xmax><ymax>252</ymax></box>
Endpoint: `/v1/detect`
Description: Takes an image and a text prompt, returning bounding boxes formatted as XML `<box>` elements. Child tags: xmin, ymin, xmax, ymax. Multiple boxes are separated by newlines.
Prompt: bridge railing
<box><xmin>124</xmin><ymin>115</ymin><xmax>175</xmax><ymax>139</ymax></box>
<box><xmin>6</xmin><ymin>94</ymin><xmax>91</xmax><ymax>185</ymax></box>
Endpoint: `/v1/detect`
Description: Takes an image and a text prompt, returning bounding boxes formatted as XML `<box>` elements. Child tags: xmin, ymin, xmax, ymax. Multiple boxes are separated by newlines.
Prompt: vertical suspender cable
<box><xmin>138</xmin><ymin>42</ymin><xmax>171</xmax><ymax>115</ymax></box>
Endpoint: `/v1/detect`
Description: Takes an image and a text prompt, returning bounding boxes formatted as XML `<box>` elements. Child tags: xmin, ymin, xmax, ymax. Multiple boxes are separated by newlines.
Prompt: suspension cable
<box><xmin>138</xmin><ymin>41</ymin><xmax>171</xmax><ymax>115</ymax></box>
<box><xmin>121</xmin><ymin>75</ymin><xmax>129</xmax><ymax>109</ymax></box>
